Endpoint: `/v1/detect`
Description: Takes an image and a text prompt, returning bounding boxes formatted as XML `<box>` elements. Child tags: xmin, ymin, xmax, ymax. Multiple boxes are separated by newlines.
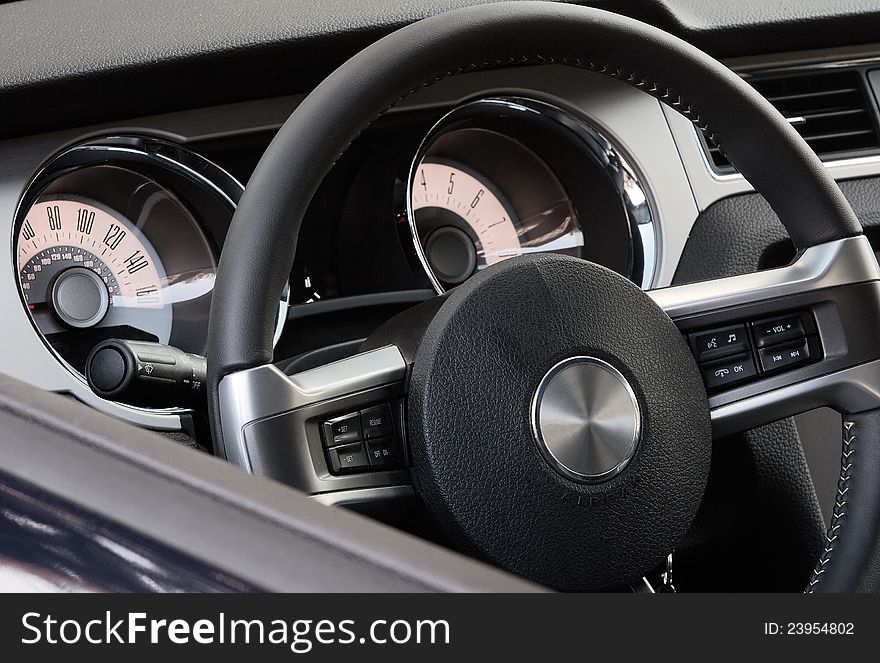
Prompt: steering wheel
<box><xmin>206</xmin><ymin>1</ymin><xmax>880</xmax><ymax>592</ymax></box>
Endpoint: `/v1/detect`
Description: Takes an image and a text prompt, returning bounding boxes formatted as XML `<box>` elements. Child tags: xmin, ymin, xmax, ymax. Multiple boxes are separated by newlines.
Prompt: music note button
<box><xmin>690</xmin><ymin>324</ymin><xmax>749</xmax><ymax>362</ymax></box>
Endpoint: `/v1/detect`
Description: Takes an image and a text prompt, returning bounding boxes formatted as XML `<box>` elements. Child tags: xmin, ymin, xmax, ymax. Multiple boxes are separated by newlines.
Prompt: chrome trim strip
<box><xmin>629</xmin><ymin>577</ymin><xmax>656</xmax><ymax>594</ymax></box>
<box><xmin>711</xmin><ymin>359</ymin><xmax>880</xmax><ymax>438</ymax></box>
<box><xmin>732</xmin><ymin>52</ymin><xmax>880</xmax><ymax>76</ymax></box>
<box><xmin>648</xmin><ymin>236</ymin><xmax>880</xmax><ymax>319</ymax></box>
<box><xmin>663</xmin><ymin>102</ymin><xmax>880</xmax><ymax>212</ymax></box>
<box><xmin>273</xmin><ymin>284</ymin><xmax>290</xmax><ymax>347</ymax></box>
<box><xmin>636</xmin><ymin>222</ymin><xmax>657</xmax><ymax>289</ymax></box>
<box><xmin>218</xmin><ymin>345</ymin><xmax>407</xmax><ymax>471</ymax></box>
<box><xmin>691</xmin><ymin>123</ymin><xmax>880</xmax><ymax>184</ymax></box>
<box><xmin>311</xmin><ymin>485</ymin><xmax>415</xmax><ymax>508</ymax></box>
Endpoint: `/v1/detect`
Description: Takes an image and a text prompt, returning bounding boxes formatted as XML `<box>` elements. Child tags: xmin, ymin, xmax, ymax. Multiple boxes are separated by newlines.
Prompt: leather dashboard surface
<box><xmin>2</xmin><ymin>0</ymin><xmax>880</xmax><ymax>138</ymax></box>
<box><xmin>674</xmin><ymin>177</ymin><xmax>880</xmax><ymax>285</ymax></box>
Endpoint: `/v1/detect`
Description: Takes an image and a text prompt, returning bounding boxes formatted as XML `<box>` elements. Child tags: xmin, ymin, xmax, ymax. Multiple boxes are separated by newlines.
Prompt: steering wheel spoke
<box><xmin>650</xmin><ymin>235</ymin><xmax>880</xmax><ymax>437</ymax></box>
<box><xmin>218</xmin><ymin>345</ymin><xmax>413</xmax><ymax>505</ymax></box>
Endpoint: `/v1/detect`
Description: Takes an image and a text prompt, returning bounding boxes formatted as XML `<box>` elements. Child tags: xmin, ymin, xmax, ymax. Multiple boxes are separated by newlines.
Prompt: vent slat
<box><xmin>798</xmin><ymin>108</ymin><xmax>867</xmax><ymax>121</ymax></box>
<box><xmin>705</xmin><ymin>69</ymin><xmax>880</xmax><ymax>171</ymax></box>
<box><xmin>804</xmin><ymin>128</ymin><xmax>876</xmax><ymax>142</ymax></box>
<box><xmin>763</xmin><ymin>87</ymin><xmax>860</xmax><ymax>103</ymax></box>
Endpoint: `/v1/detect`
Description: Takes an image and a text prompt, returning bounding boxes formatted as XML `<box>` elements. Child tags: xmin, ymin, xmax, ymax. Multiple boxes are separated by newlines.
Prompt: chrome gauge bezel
<box><xmin>11</xmin><ymin>135</ymin><xmax>289</xmax><ymax>421</ymax></box>
<box><xmin>406</xmin><ymin>96</ymin><xmax>659</xmax><ymax>293</ymax></box>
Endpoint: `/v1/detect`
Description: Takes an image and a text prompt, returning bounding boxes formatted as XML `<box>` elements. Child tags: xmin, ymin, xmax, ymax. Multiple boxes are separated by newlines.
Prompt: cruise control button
<box><xmin>360</xmin><ymin>403</ymin><xmax>393</xmax><ymax>439</ymax></box>
<box><xmin>759</xmin><ymin>339</ymin><xmax>811</xmax><ymax>373</ymax></box>
<box><xmin>322</xmin><ymin>412</ymin><xmax>361</xmax><ymax>448</ymax></box>
<box><xmin>701</xmin><ymin>353</ymin><xmax>757</xmax><ymax>390</ymax></box>
<box><xmin>366</xmin><ymin>437</ymin><xmax>398</xmax><ymax>470</ymax></box>
<box><xmin>328</xmin><ymin>442</ymin><xmax>369</xmax><ymax>474</ymax></box>
<box><xmin>690</xmin><ymin>324</ymin><xmax>749</xmax><ymax>361</ymax></box>
<box><xmin>751</xmin><ymin>315</ymin><xmax>805</xmax><ymax>348</ymax></box>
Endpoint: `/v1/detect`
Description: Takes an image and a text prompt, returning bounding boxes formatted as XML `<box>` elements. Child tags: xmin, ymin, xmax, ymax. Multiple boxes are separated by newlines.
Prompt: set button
<box><xmin>321</xmin><ymin>402</ymin><xmax>401</xmax><ymax>475</ymax></box>
<box><xmin>323</xmin><ymin>412</ymin><xmax>361</xmax><ymax>447</ymax></box>
<box><xmin>328</xmin><ymin>442</ymin><xmax>370</xmax><ymax>474</ymax></box>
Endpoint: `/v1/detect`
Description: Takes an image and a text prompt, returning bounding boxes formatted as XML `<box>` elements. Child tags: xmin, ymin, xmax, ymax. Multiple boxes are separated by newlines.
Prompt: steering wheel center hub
<box><xmin>408</xmin><ymin>254</ymin><xmax>711</xmax><ymax>590</ymax></box>
<box><xmin>532</xmin><ymin>356</ymin><xmax>641</xmax><ymax>483</ymax></box>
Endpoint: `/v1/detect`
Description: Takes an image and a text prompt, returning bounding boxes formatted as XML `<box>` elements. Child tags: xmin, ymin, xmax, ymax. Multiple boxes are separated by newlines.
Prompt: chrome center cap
<box><xmin>531</xmin><ymin>356</ymin><xmax>641</xmax><ymax>482</ymax></box>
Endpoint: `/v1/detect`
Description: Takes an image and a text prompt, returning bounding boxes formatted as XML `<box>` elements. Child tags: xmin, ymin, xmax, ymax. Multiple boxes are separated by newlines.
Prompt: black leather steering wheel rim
<box><xmin>206</xmin><ymin>1</ymin><xmax>876</xmax><ymax>592</ymax></box>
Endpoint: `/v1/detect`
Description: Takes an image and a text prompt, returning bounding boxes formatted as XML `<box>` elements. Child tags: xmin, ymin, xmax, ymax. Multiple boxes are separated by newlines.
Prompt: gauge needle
<box><xmin>111</xmin><ymin>272</ymin><xmax>215</xmax><ymax>308</ymax></box>
<box><xmin>27</xmin><ymin>302</ymin><xmax>49</xmax><ymax>312</ymax></box>
<box><xmin>487</xmin><ymin>231</ymin><xmax>585</xmax><ymax>259</ymax></box>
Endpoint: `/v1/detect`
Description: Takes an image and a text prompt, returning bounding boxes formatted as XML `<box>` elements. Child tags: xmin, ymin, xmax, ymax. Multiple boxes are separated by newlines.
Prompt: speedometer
<box><xmin>7</xmin><ymin>135</ymin><xmax>270</xmax><ymax>423</ymax></box>
<box><xmin>18</xmin><ymin>198</ymin><xmax>167</xmax><ymax>314</ymax></box>
<box><xmin>11</xmin><ymin>136</ymin><xmax>291</xmax><ymax>417</ymax></box>
<box><xmin>17</xmin><ymin>198</ymin><xmax>172</xmax><ymax>365</ymax></box>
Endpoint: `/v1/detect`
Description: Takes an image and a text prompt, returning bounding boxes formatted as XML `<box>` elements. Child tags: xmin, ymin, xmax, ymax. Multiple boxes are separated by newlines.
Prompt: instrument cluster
<box><xmin>10</xmin><ymin>98</ymin><xmax>656</xmax><ymax>421</ymax></box>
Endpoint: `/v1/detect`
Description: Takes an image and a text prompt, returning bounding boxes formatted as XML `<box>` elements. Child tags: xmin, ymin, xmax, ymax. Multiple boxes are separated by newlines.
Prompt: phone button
<box><xmin>690</xmin><ymin>325</ymin><xmax>749</xmax><ymax>362</ymax></box>
<box><xmin>701</xmin><ymin>353</ymin><xmax>757</xmax><ymax>391</ymax></box>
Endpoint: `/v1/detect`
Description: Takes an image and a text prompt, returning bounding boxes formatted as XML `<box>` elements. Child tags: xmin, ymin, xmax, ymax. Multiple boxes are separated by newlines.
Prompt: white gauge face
<box><xmin>16</xmin><ymin>198</ymin><xmax>172</xmax><ymax>348</ymax></box>
<box><xmin>411</xmin><ymin>161</ymin><xmax>521</xmax><ymax>269</ymax></box>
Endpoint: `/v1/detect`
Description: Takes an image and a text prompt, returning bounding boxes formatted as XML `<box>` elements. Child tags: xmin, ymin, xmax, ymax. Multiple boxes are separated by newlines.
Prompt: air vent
<box><xmin>703</xmin><ymin>69</ymin><xmax>880</xmax><ymax>172</ymax></box>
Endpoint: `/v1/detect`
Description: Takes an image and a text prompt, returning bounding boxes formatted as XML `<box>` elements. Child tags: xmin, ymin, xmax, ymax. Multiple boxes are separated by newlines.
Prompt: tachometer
<box><xmin>411</xmin><ymin>161</ymin><xmax>521</xmax><ymax>284</ymax></box>
<box><xmin>408</xmin><ymin>97</ymin><xmax>655</xmax><ymax>293</ymax></box>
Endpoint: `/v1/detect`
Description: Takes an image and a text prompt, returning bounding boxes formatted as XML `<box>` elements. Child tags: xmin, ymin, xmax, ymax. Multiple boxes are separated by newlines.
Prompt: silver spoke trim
<box><xmin>649</xmin><ymin>236</ymin><xmax>880</xmax><ymax>435</ymax></box>
<box><xmin>220</xmin><ymin>238</ymin><xmax>880</xmax><ymax>474</ymax></box>
<box><xmin>219</xmin><ymin>345</ymin><xmax>407</xmax><ymax>471</ymax></box>
<box><xmin>711</xmin><ymin>359</ymin><xmax>880</xmax><ymax>438</ymax></box>
<box><xmin>646</xmin><ymin>235</ymin><xmax>880</xmax><ymax>437</ymax></box>
<box><xmin>311</xmin><ymin>485</ymin><xmax>416</xmax><ymax>508</ymax></box>
<box><xmin>648</xmin><ymin>236</ymin><xmax>880</xmax><ymax>318</ymax></box>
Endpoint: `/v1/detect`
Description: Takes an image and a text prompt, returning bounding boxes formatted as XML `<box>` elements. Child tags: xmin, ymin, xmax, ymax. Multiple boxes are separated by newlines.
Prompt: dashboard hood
<box><xmin>2</xmin><ymin>0</ymin><xmax>880</xmax><ymax>139</ymax></box>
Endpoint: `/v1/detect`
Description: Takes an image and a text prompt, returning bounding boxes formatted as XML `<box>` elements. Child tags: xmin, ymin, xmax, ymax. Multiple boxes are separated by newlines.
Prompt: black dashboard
<box><xmin>4</xmin><ymin>0</ymin><xmax>880</xmax><ymax>141</ymax></box>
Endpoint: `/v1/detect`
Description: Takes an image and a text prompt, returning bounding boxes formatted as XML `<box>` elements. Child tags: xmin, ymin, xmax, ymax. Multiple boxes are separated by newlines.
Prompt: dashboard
<box><xmin>3</xmin><ymin>67</ymin><xmax>678</xmax><ymax>433</ymax></box>
<box><xmin>5</xmin><ymin>53</ymin><xmax>880</xmax><ymax>436</ymax></box>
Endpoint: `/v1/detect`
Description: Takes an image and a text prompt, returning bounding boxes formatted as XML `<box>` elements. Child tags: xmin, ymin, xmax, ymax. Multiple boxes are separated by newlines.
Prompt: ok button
<box><xmin>702</xmin><ymin>353</ymin><xmax>757</xmax><ymax>390</ymax></box>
